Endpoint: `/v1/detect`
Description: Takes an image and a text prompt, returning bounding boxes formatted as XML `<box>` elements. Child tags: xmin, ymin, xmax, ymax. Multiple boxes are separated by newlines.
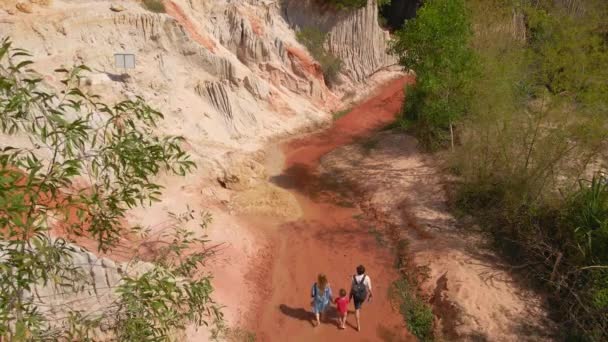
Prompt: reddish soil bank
<box><xmin>253</xmin><ymin>76</ymin><xmax>415</xmax><ymax>341</ymax></box>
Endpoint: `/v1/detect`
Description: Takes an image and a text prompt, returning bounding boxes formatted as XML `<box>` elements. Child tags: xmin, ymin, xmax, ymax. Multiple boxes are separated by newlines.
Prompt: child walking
<box><xmin>334</xmin><ymin>288</ymin><xmax>350</xmax><ymax>329</ymax></box>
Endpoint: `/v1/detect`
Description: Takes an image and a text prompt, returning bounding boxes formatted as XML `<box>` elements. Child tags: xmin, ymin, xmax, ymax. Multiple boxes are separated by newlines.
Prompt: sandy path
<box><xmin>252</xmin><ymin>77</ymin><xmax>416</xmax><ymax>341</ymax></box>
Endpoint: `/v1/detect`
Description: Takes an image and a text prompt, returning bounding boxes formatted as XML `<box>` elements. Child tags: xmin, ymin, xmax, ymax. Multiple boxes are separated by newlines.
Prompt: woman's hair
<box><xmin>339</xmin><ymin>288</ymin><xmax>347</xmax><ymax>297</ymax></box>
<box><xmin>356</xmin><ymin>265</ymin><xmax>365</xmax><ymax>275</ymax></box>
<box><xmin>317</xmin><ymin>273</ymin><xmax>328</xmax><ymax>292</ymax></box>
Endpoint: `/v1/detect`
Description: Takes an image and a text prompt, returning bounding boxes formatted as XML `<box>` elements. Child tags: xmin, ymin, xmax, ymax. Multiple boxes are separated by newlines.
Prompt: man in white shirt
<box><xmin>349</xmin><ymin>264</ymin><xmax>373</xmax><ymax>332</ymax></box>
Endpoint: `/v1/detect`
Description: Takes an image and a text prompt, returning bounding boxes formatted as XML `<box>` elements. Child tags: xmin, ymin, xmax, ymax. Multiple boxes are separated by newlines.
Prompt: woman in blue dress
<box><xmin>311</xmin><ymin>273</ymin><xmax>333</xmax><ymax>326</ymax></box>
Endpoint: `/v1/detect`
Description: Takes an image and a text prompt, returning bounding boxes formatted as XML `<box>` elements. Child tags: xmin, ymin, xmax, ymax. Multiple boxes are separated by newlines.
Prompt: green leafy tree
<box><xmin>390</xmin><ymin>0</ymin><xmax>477</xmax><ymax>149</ymax></box>
<box><xmin>0</xmin><ymin>38</ymin><xmax>221</xmax><ymax>340</ymax></box>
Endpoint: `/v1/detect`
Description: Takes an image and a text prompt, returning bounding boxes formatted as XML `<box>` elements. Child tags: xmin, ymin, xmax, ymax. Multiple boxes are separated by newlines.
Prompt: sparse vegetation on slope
<box><xmin>391</xmin><ymin>278</ymin><xmax>434</xmax><ymax>341</ymax></box>
<box><xmin>455</xmin><ymin>1</ymin><xmax>608</xmax><ymax>339</ymax></box>
<box><xmin>391</xmin><ymin>240</ymin><xmax>434</xmax><ymax>341</ymax></box>
<box><xmin>142</xmin><ymin>0</ymin><xmax>165</xmax><ymax>13</ymax></box>
<box><xmin>392</xmin><ymin>0</ymin><xmax>608</xmax><ymax>339</ymax></box>
<box><xmin>296</xmin><ymin>27</ymin><xmax>343</xmax><ymax>86</ymax></box>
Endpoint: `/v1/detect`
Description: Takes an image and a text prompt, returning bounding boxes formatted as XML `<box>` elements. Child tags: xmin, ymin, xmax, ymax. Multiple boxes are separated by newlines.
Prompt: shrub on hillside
<box><xmin>296</xmin><ymin>27</ymin><xmax>344</xmax><ymax>86</ymax></box>
<box><xmin>317</xmin><ymin>54</ymin><xmax>343</xmax><ymax>85</ymax></box>
<box><xmin>142</xmin><ymin>0</ymin><xmax>165</xmax><ymax>13</ymax></box>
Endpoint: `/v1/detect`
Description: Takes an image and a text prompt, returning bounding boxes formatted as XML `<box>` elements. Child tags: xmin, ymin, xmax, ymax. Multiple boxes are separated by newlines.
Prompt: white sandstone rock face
<box><xmin>0</xmin><ymin>1</ymin><xmax>397</xmax><ymax>160</ymax></box>
<box><xmin>9</xmin><ymin>240</ymin><xmax>151</xmax><ymax>341</ymax></box>
<box><xmin>282</xmin><ymin>0</ymin><xmax>398</xmax><ymax>82</ymax></box>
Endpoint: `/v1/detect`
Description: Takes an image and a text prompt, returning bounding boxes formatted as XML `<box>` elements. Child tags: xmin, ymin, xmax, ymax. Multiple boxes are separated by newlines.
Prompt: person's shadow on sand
<box><xmin>279</xmin><ymin>304</ymin><xmax>315</xmax><ymax>327</ymax></box>
<box><xmin>279</xmin><ymin>304</ymin><xmax>343</xmax><ymax>327</ymax></box>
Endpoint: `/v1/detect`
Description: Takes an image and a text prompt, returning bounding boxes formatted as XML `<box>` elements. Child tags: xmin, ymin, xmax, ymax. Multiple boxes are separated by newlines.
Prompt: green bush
<box><xmin>296</xmin><ymin>27</ymin><xmax>344</xmax><ymax>86</ymax></box>
<box><xmin>390</xmin><ymin>278</ymin><xmax>434</xmax><ymax>341</ymax></box>
<box><xmin>296</xmin><ymin>27</ymin><xmax>326</xmax><ymax>57</ymax></box>
<box><xmin>142</xmin><ymin>0</ymin><xmax>165</xmax><ymax>13</ymax></box>
<box><xmin>317</xmin><ymin>53</ymin><xmax>343</xmax><ymax>85</ymax></box>
<box><xmin>568</xmin><ymin>175</ymin><xmax>608</xmax><ymax>263</ymax></box>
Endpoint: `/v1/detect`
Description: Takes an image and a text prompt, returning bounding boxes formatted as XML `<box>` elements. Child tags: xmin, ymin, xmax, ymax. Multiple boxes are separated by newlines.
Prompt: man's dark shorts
<box><xmin>353</xmin><ymin>296</ymin><xmax>365</xmax><ymax>310</ymax></box>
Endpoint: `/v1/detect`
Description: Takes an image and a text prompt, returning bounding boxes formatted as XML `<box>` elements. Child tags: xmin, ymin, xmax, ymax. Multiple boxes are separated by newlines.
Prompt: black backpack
<box><xmin>352</xmin><ymin>275</ymin><xmax>367</xmax><ymax>301</ymax></box>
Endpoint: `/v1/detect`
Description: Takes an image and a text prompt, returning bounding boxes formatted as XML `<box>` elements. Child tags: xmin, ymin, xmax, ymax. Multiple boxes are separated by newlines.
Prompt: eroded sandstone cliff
<box><xmin>0</xmin><ymin>0</ymin><xmax>402</xmax><ymax>339</ymax></box>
